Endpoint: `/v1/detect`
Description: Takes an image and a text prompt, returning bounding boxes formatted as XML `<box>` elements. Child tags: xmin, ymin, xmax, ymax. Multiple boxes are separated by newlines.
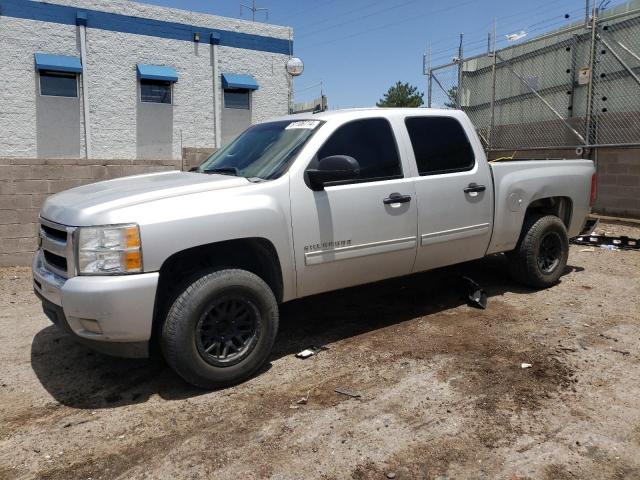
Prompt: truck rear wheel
<box><xmin>161</xmin><ymin>269</ymin><xmax>278</xmax><ymax>389</ymax></box>
<box><xmin>507</xmin><ymin>214</ymin><xmax>569</xmax><ymax>289</ymax></box>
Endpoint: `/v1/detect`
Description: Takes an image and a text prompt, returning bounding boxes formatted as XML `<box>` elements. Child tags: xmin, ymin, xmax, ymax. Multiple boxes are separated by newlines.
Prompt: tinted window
<box><xmin>140</xmin><ymin>80</ymin><xmax>172</xmax><ymax>104</ymax></box>
<box><xmin>317</xmin><ymin>118</ymin><xmax>401</xmax><ymax>181</ymax></box>
<box><xmin>405</xmin><ymin>117</ymin><xmax>475</xmax><ymax>175</ymax></box>
<box><xmin>224</xmin><ymin>90</ymin><xmax>250</xmax><ymax>109</ymax></box>
<box><xmin>40</xmin><ymin>71</ymin><xmax>77</xmax><ymax>97</ymax></box>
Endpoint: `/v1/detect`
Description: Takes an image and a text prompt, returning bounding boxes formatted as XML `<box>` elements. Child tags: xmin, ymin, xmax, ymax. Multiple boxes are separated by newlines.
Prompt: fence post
<box><xmin>584</xmin><ymin>4</ymin><xmax>598</xmax><ymax>146</ymax></box>
<box><xmin>427</xmin><ymin>69</ymin><xmax>433</xmax><ymax>108</ymax></box>
<box><xmin>488</xmin><ymin>20</ymin><xmax>497</xmax><ymax>151</ymax></box>
<box><xmin>456</xmin><ymin>33</ymin><xmax>463</xmax><ymax>109</ymax></box>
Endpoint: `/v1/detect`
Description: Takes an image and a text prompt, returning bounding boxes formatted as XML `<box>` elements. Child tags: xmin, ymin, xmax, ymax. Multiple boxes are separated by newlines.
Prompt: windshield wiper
<box><xmin>202</xmin><ymin>166</ymin><xmax>240</xmax><ymax>176</ymax></box>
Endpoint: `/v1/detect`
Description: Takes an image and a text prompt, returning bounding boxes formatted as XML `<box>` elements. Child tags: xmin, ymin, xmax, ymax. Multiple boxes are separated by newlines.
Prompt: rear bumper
<box><xmin>32</xmin><ymin>250</ymin><xmax>159</xmax><ymax>358</ymax></box>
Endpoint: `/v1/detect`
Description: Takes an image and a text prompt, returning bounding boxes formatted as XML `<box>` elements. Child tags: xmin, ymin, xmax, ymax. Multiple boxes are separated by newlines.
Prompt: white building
<box><xmin>0</xmin><ymin>0</ymin><xmax>292</xmax><ymax>160</ymax></box>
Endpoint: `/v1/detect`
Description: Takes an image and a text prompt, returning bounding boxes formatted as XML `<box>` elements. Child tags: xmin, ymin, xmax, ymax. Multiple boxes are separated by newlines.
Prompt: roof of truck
<box><xmin>277</xmin><ymin>107</ymin><xmax>465</xmax><ymax>123</ymax></box>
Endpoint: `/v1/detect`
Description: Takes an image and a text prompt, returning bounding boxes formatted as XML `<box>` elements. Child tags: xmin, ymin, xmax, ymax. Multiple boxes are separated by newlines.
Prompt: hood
<box><xmin>41</xmin><ymin>171</ymin><xmax>250</xmax><ymax>226</ymax></box>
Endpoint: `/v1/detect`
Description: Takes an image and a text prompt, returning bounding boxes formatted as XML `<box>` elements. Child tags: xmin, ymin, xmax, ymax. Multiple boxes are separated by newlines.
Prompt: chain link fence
<box><xmin>428</xmin><ymin>5</ymin><xmax>640</xmax><ymax>153</ymax></box>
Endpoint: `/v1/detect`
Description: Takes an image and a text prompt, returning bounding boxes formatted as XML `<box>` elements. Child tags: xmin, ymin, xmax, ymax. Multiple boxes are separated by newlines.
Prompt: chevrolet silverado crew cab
<box><xmin>33</xmin><ymin>108</ymin><xmax>596</xmax><ymax>388</ymax></box>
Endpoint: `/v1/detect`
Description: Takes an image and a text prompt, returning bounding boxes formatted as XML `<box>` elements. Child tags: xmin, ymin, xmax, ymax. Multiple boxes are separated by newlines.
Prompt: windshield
<box><xmin>197</xmin><ymin>119</ymin><xmax>323</xmax><ymax>180</ymax></box>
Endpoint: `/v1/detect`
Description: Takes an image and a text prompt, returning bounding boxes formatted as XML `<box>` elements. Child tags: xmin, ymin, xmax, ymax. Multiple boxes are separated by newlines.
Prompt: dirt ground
<box><xmin>1</xmin><ymin>221</ymin><xmax>639</xmax><ymax>480</ymax></box>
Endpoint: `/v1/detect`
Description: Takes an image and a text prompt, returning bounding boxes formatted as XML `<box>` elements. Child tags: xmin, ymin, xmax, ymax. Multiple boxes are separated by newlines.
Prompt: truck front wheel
<box><xmin>161</xmin><ymin>269</ymin><xmax>279</xmax><ymax>389</ymax></box>
<box><xmin>506</xmin><ymin>214</ymin><xmax>569</xmax><ymax>289</ymax></box>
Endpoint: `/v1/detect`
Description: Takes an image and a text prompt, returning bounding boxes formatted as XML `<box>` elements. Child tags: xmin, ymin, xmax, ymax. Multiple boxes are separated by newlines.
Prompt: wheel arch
<box><xmin>523</xmin><ymin>196</ymin><xmax>573</xmax><ymax>231</ymax></box>
<box><xmin>151</xmin><ymin>237</ymin><xmax>284</xmax><ymax>347</ymax></box>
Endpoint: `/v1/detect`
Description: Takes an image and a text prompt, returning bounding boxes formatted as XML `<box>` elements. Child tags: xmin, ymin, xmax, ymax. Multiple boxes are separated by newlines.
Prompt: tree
<box><xmin>376</xmin><ymin>81</ymin><xmax>424</xmax><ymax>108</ymax></box>
<box><xmin>444</xmin><ymin>86</ymin><xmax>458</xmax><ymax>109</ymax></box>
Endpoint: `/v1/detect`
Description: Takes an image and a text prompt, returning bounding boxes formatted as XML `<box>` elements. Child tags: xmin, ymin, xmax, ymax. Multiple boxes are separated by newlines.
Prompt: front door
<box><xmin>405</xmin><ymin>115</ymin><xmax>494</xmax><ymax>272</ymax></box>
<box><xmin>290</xmin><ymin>117</ymin><xmax>418</xmax><ymax>298</ymax></box>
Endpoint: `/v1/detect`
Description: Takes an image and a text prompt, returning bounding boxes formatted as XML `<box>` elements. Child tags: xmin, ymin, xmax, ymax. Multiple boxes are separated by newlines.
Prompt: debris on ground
<box><xmin>386</xmin><ymin>472</ymin><xmax>397</xmax><ymax>479</ymax></box>
<box><xmin>612</xmin><ymin>349</ymin><xmax>630</xmax><ymax>356</ymax></box>
<box><xmin>462</xmin><ymin>276</ymin><xmax>487</xmax><ymax>309</ymax></box>
<box><xmin>62</xmin><ymin>419</ymin><xmax>90</xmax><ymax>429</ymax></box>
<box><xmin>295</xmin><ymin>345</ymin><xmax>327</xmax><ymax>359</ymax></box>
<box><xmin>579</xmin><ymin>248</ymin><xmax>595</xmax><ymax>252</ymax></box>
<box><xmin>571</xmin><ymin>234</ymin><xmax>639</xmax><ymax>251</ymax></box>
<box><xmin>599</xmin><ymin>333</ymin><xmax>619</xmax><ymax>342</ymax></box>
<box><xmin>521</xmin><ymin>363</ymin><xmax>532</xmax><ymax>369</ymax></box>
<box><xmin>334</xmin><ymin>387</ymin><xmax>361</xmax><ymax>398</ymax></box>
<box><xmin>296</xmin><ymin>390</ymin><xmax>311</xmax><ymax>405</ymax></box>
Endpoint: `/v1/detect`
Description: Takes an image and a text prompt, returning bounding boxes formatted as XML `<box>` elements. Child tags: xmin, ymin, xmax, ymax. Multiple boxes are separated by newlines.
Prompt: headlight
<box><xmin>78</xmin><ymin>224</ymin><xmax>142</xmax><ymax>275</ymax></box>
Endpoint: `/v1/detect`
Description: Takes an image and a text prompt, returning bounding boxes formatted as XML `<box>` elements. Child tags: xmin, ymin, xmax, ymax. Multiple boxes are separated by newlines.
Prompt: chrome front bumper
<box><xmin>32</xmin><ymin>250</ymin><xmax>159</xmax><ymax>356</ymax></box>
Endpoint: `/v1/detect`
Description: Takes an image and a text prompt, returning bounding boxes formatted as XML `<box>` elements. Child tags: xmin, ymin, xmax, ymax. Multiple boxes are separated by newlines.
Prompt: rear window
<box><xmin>405</xmin><ymin>116</ymin><xmax>475</xmax><ymax>175</ymax></box>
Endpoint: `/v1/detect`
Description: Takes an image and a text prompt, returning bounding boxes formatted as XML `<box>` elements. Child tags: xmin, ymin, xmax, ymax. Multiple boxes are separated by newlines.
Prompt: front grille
<box><xmin>43</xmin><ymin>250</ymin><xmax>68</xmax><ymax>271</ymax></box>
<box><xmin>41</xmin><ymin>224</ymin><xmax>67</xmax><ymax>242</ymax></box>
<box><xmin>39</xmin><ymin>218</ymin><xmax>74</xmax><ymax>278</ymax></box>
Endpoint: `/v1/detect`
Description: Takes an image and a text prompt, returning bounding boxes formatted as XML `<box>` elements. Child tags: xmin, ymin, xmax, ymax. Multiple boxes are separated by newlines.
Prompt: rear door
<box><xmin>289</xmin><ymin>117</ymin><xmax>418</xmax><ymax>298</ymax></box>
<box><xmin>404</xmin><ymin>115</ymin><xmax>494</xmax><ymax>272</ymax></box>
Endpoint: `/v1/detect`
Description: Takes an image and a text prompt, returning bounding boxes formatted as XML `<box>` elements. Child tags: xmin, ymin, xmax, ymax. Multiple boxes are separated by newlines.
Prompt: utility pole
<box><xmin>488</xmin><ymin>19</ymin><xmax>497</xmax><ymax>150</ymax></box>
<box><xmin>585</xmin><ymin>0</ymin><xmax>591</xmax><ymax>27</ymax></box>
<box><xmin>425</xmin><ymin>42</ymin><xmax>432</xmax><ymax>108</ymax></box>
<box><xmin>240</xmin><ymin>0</ymin><xmax>269</xmax><ymax>22</ymax></box>
<box><xmin>456</xmin><ymin>32</ymin><xmax>463</xmax><ymax>109</ymax></box>
<box><xmin>584</xmin><ymin>2</ymin><xmax>598</xmax><ymax>146</ymax></box>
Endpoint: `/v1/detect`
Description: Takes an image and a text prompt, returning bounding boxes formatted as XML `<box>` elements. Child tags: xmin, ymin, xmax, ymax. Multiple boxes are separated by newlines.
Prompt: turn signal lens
<box><xmin>125</xmin><ymin>226</ymin><xmax>141</xmax><ymax>248</ymax></box>
<box><xmin>125</xmin><ymin>251</ymin><xmax>142</xmax><ymax>271</ymax></box>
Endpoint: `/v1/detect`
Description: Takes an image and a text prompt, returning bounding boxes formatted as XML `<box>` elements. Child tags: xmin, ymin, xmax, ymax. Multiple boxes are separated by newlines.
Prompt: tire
<box><xmin>506</xmin><ymin>214</ymin><xmax>569</xmax><ymax>289</ymax></box>
<box><xmin>161</xmin><ymin>269</ymin><xmax>279</xmax><ymax>389</ymax></box>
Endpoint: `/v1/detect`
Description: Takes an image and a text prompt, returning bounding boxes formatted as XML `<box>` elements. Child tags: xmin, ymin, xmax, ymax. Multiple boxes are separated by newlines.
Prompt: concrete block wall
<box><xmin>594</xmin><ymin>148</ymin><xmax>640</xmax><ymax>218</ymax></box>
<box><xmin>0</xmin><ymin>158</ymin><xmax>182</xmax><ymax>266</ymax></box>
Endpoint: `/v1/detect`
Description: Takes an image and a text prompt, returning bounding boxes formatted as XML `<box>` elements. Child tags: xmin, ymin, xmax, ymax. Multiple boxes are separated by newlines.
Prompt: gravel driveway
<box><xmin>1</xmin><ymin>221</ymin><xmax>639</xmax><ymax>480</ymax></box>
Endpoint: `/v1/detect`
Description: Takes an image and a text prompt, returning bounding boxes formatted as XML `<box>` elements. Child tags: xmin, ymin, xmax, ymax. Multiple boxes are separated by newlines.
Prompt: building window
<box><xmin>140</xmin><ymin>79</ymin><xmax>172</xmax><ymax>104</ymax></box>
<box><xmin>224</xmin><ymin>89</ymin><xmax>250</xmax><ymax>110</ymax></box>
<box><xmin>39</xmin><ymin>71</ymin><xmax>78</xmax><ymax>98</ymax></box>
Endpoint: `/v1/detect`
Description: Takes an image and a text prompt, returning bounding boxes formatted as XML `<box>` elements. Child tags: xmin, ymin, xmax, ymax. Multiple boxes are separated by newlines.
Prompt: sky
<box><xmin>134</xmin><ymin>0</ymin><xmax>625</xmax><ymax>108</ymax></box>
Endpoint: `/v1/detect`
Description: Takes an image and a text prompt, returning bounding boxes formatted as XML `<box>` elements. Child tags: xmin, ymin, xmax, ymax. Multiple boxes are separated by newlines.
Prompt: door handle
<box><xmin>464</xmin><ymin>183</ymin><xmax>486</xmax><ymax>193</ymax></box>
<box><xmin>383</xmin><ymin>193</ymin><xmax>412</xmax><ymax>205</ymax></box>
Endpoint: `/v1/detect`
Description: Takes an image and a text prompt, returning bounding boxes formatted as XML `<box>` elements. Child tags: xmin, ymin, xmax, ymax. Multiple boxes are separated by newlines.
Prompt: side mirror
<box><xmin>307</xmin><ymin>155</ymin><xmax>360</xmax><ymax>191</ymax></box>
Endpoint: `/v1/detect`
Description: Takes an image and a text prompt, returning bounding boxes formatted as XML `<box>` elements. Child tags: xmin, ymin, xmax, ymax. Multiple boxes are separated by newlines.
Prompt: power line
<box><xmin>427</xmin><ymin>12</ymin><xmax>594</xmax><ymax>66</ymax></box>
<box><xmin>297</xmin><ymin>0</ymin><xmax>425</xmax><ymax>39</ymax></box>
<box><xmin>298</xmin><ymin>0</ymin><xmax>479</xmax><ymax>47</ymax></box>
<box><xmin>431</xmin><ymin>8</ymin><xmax>582</xmax><ymax>59</ymax></box>
<box><xmin>427</xmin><ymin>1</ymin><xmax>587</xmax><ymax>54</ymax></box>
<box><xmin>280</xmin><ymin>0</ymin><xmax>341</xmax><ymax>22</ymax></box>
<box><xmin>293</xmin><ymin>0</ymin><xmax>389</xmax><ymax>31</ymax></box>
<box><xmin>425</xmin><ymin>0</ymin><xmax>629</xmax><ymax>53</ymax></box>
<box><xmin>426</xmin><ymin>4</ymin><xmax>594</xmax><ymax>65</ymax></box>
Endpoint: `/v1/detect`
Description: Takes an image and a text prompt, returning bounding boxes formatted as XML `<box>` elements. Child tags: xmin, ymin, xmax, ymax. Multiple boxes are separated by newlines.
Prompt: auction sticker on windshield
<box><xmin>286</xmin><ymin>120</ymin><xmax>321</xmax><ymax>130</ymax></box>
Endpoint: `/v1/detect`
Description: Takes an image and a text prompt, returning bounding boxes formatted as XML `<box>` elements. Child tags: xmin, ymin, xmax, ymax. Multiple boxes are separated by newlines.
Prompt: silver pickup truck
<box><xmin>33</xmin><ymin>108</ymin><xmax>596</xmax><ymax>388</ymax></box>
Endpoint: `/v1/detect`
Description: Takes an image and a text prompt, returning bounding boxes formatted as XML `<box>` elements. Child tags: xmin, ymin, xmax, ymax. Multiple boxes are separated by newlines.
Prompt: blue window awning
<box><xmin>222</xmin><ymin>73</ymin><xmax>259</xmax><ymax>90</ymax></box>
<box><xmin>34</xmin><ymin>53</ymin><xmax>82</xmax><ymax>73</ymax></box>
<box><xmin>136</xmin><ymin>64</ymin><xmax>178</xmax><ymax>82</ymax></box>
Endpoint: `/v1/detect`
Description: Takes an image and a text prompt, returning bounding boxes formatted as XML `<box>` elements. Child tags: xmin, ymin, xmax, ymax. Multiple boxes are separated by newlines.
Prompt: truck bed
<box><xmin>487</xmin><ymin>159</ymin><xmax>595</xmax><ymax>255</ymax></box>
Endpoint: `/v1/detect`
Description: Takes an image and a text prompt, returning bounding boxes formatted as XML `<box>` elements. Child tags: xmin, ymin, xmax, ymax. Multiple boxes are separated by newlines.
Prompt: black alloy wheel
<box><xmin>195</xmin><ymin>296</ymin><xmax>261</xmax><ymax>367</ymax></box>
<box><xmin>538</xmin><ymin>231</ymin><xmax>562</xmax><ymax>274</ymax></box>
